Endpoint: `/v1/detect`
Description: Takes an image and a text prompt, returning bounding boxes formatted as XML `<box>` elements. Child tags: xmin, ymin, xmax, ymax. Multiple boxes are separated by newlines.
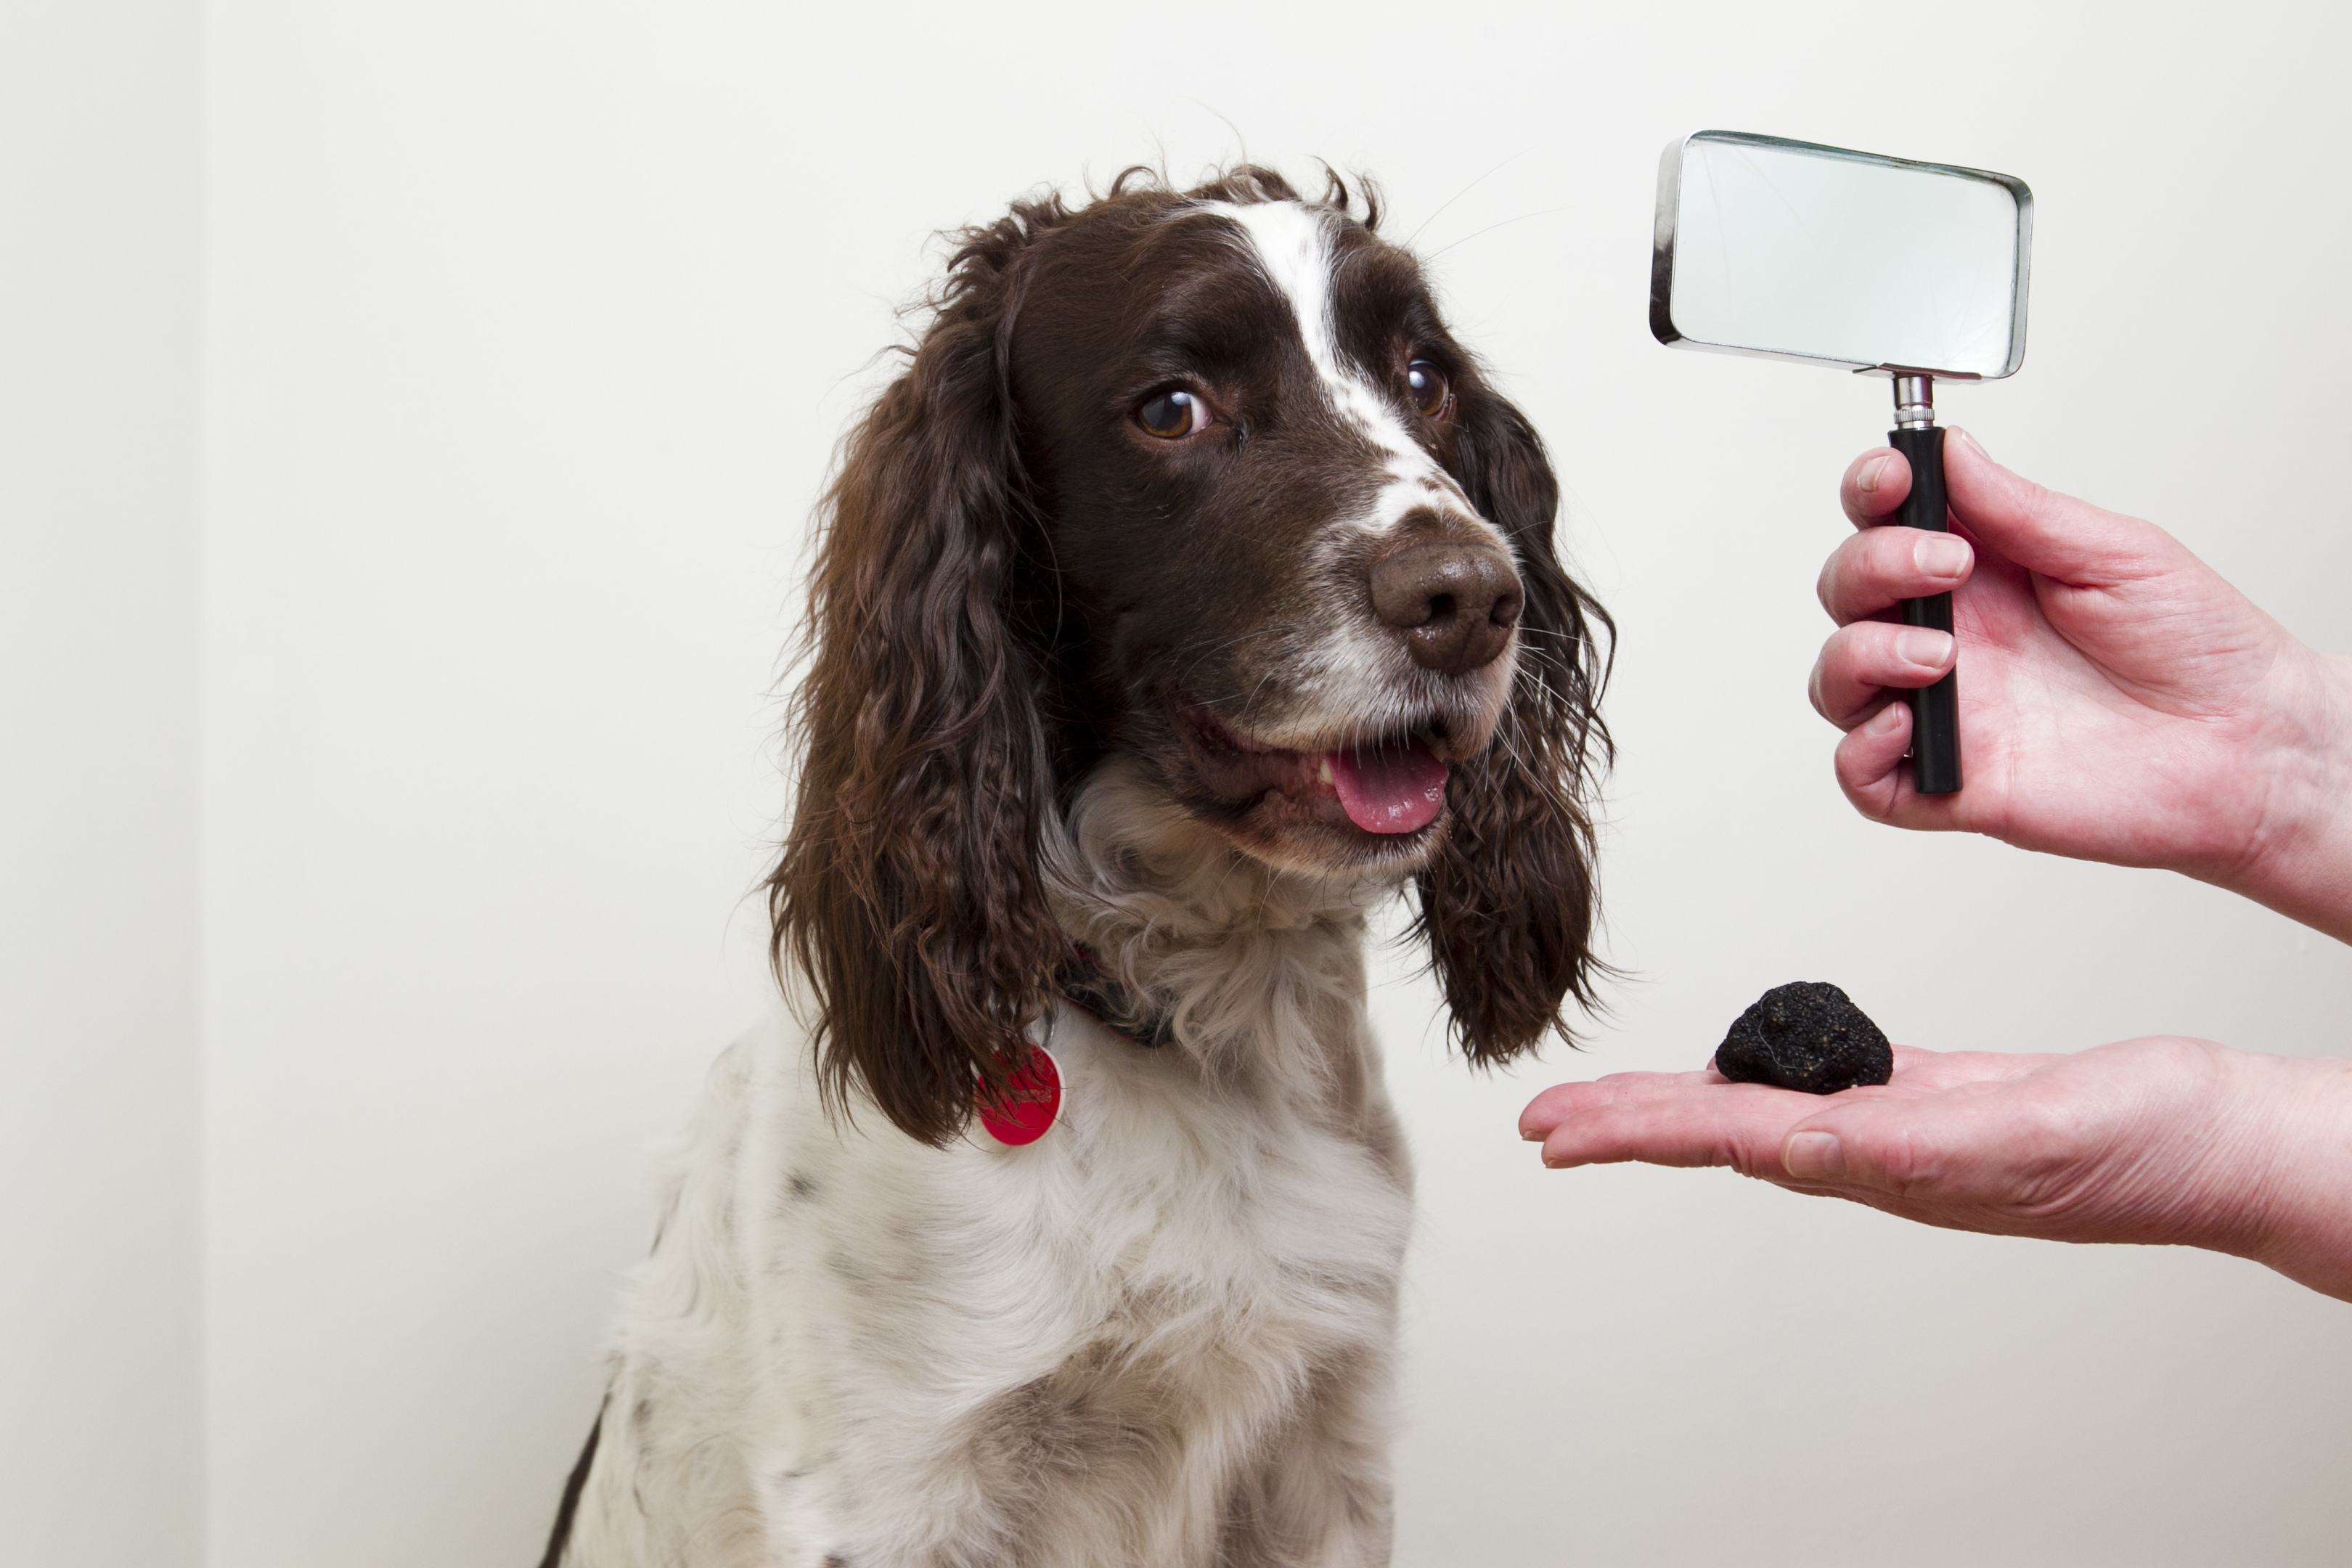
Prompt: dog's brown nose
<box><xmin>1369</xmin><ymin>538</ymin><xmax>1522</xmax><ymax>674</ymax></box>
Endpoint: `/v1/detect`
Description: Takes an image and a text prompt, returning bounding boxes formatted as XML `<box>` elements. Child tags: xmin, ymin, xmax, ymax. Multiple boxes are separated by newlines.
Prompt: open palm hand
<box><xmin>1519</xmin><ymin>1040</ymin><xmax>2352</xmax><ymax>1299</ymax></box>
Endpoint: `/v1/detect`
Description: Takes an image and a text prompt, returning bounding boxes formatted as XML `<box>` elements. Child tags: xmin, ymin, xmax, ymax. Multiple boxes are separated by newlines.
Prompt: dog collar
<box><xmin>1056</xmin><ymin>948</ymin><xmax>1172</xmax><ymax>1050</ymax></box>
<box><xmin>976</xmin><ymin>952</ymin><xmax>1167</xmax><ymax>1148</ymax></box>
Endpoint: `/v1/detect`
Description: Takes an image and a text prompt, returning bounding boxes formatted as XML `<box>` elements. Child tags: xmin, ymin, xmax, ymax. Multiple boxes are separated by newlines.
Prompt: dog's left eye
<box><xmin>1135</xmin><ymin>388</ymin><xmax>1214</xmax><ymax>439</ymax></box>
<box><xmin>1407</xmin><ymin>360</ymin><xmax>1450</xmax><ymax>419</ymax></box>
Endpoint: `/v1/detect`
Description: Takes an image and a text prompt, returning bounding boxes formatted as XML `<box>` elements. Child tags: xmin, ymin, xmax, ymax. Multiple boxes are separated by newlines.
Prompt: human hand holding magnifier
<box><xmin>1651</xmin><ymin>130</ymin><xmax>2034</xmax><ymax>794</ymax></box>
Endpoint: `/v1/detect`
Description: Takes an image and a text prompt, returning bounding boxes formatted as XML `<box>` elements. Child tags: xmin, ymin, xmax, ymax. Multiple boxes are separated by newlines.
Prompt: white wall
<box><xmin>0</xmin><ymin>2</ymin><xmax>203</xmax><ymax>1564</ymax></box>
<box><xmin>0</xmin><ymin>1</ymin><xmax>2320</xmax><ymax>1564</ymax></box>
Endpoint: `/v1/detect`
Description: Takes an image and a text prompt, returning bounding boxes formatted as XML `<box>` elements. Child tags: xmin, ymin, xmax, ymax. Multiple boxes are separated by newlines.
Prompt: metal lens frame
<box><xmin>1650</xmin><ymin>128</ymin><xmax>2035</xmax><ymax>381</ymax></box>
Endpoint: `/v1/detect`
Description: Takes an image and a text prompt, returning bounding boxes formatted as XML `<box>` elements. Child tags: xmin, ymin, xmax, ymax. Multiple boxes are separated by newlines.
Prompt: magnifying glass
<box><xmin>1649</xmin><ymin>130</ymin><xmax>2034</xmax><ymax>795</ymax></box>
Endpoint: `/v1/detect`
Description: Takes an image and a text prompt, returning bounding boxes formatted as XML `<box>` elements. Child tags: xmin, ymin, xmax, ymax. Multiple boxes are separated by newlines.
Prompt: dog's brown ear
<box><xmin>769</xmin><ymin>206</ymin><xmax>1070</xmax><ymax>1147</ymax></box>
<box><xmin>1418</xmin><ymin>384</ymin><xmax>1614</xmax><ymax>1064</ymax></box>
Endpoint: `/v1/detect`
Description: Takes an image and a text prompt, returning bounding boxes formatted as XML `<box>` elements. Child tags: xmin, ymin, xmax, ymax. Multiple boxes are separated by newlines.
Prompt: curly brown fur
<box><xmin>766</xmin><ymin>193</ymin><xmax>1072</xmax><ymax>1146</ymax></box>
<box><xmin>1415</xmin><ymin>396</ymin><xmax>1614</xmax><ymax>1063</ymax></box>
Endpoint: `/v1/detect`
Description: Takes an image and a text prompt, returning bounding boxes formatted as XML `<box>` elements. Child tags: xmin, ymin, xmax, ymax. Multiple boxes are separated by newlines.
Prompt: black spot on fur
<box><xmin>788</xmin><ymin>1170</ymin><xmax>820</xmax><ymax>1201</ymax></box>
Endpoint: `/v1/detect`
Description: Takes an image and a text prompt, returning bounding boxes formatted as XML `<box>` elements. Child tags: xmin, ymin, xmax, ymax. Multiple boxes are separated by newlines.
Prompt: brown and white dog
<box><xmin>543</xmin><ymin>166</ymin><xmax>1610</xmax><ymax>1568</ymax></box>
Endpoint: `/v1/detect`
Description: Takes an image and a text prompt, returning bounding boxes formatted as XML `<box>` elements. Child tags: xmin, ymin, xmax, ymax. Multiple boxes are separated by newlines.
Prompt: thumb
<box><xmin>1942</xmin><ymin>428</ymin><xmax>2186</xmax><ymax>589</ymax></box>
<box><xmin>1776</xmin><ymin>1096</ymin><xmax>1951</xmax><ymax>1197</ymax></box>
<box><xmin>1779</xmin><ymin>1125</ymin><xmax>1851</xmax><ymax>1183</ymax></box>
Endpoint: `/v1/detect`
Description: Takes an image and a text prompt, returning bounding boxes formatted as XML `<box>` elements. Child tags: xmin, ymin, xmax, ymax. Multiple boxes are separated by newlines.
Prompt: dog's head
<box><xmin>772</xmin><ymin>167</ymin><xmax>1612</xmax><ymax>1144</ymax></box>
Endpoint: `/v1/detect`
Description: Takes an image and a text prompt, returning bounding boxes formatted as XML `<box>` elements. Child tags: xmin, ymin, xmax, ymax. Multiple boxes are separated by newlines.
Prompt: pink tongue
<box><xmin>1328</xmin><ymin>740</ymin><xmax>1449</xmax><ymax>834</ymax></box>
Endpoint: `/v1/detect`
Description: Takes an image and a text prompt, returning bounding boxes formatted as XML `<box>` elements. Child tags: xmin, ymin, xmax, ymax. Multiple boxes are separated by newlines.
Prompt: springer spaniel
<box><xmin>542</xmin><ymin>166</ymin><xmax>1610</xmax><ymax>1568</ymax></box>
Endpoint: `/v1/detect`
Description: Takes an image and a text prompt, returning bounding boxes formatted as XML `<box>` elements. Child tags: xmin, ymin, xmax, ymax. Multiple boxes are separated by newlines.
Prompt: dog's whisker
<box><xmin>1173</xmin><ymin>625</ymin><xmax>1302</xmax><ymax>692</ymax></box>
<box><xmin>1403</xmin><ymin>147</ymin><xmax>1531</xmax><ymax>250</ymax></box>
<box><xmin>1421</xmin><ymin>206</ymin><xmax>1572</xmax><ymax>264</ymax></box>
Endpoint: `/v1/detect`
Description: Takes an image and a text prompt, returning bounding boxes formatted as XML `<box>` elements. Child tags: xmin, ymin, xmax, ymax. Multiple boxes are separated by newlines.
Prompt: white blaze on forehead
<box><xmin>1199</xmin><ymin>201</ymin><xmax>1423</xmax><ymax>467</ymax></box>
<box><xmin>1195</xmin><ymin>200</ymin><xmax>1495</xmax><ymax>539</ymax></box>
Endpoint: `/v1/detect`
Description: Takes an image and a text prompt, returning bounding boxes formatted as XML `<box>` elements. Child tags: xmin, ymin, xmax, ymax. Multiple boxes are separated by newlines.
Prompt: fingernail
<box><xmin>1895</xmin><ymin>627</ymin><xmax>1954</xmax><ymax>671</ymax></box>
<box><xmin>1914</xmin><ymin>534</ymin><xmax>1970</xmax><ymax>580</ymax></box>
<box><xmin>1784</xmin><ymin>1130</ymin><xmax>1845</xmax><ymax>1180</ymax></box>
<box><xmin>1953</xmin><ymin>427</ymin><xmax>1988</xmax><ymax>462</ymax></box>
<box><xmin>1857</xmin><ymin>453</ymin><xmax>1895</xmax><ymax>495</ymax></box>
<box><xmin>1868</xmin><ymin>702</ymin><xmax>1907</xmax><ymax>735</ymax></box>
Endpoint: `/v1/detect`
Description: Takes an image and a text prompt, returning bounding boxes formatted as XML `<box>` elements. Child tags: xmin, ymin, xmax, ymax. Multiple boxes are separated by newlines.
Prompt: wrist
<box><xmin>2213</xmin><ymin>648</ymin><xmax>2352</xmax><ymax>944</ymax></box>
<box><xmin>2203</xmin><ymin>1051</ymin><xmax>2352</xmax><ymax>1302</ymax></box>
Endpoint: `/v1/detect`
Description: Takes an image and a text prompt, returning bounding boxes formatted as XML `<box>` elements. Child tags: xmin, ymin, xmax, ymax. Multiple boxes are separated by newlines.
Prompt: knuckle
<box><xmin>1838</xmin><ymin>621</ymin><xmax>1887</xmax><ymax>679</ymax></box>
<box><xmin>1868</xmin><ymin>1127</ymin><xmax>1943</xmax><ymax>1196</ymax></box>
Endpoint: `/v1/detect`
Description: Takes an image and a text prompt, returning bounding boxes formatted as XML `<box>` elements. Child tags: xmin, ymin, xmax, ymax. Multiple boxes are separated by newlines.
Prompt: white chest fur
<box><xmin>565</xmin><ymin>769</ymin><xmax>1419</xmax><ymax>1567</ymax></box>
<box><xmin>570</xmin><ymin>1005</ymin><xmax>1412</xmax><ymax>1568</ymax></box>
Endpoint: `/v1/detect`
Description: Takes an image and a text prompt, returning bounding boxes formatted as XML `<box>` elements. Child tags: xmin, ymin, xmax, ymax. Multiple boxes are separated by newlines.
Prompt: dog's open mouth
<box><xmin>1172</xmin><ymin>706</ymin><xmax>1453</xmax><ymax>837</ymax></box>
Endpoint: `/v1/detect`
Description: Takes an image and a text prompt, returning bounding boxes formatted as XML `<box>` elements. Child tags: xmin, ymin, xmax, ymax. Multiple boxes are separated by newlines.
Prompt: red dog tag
<box><xmin>977</xmin><ymin>1045</ymin><xmax>1061</xmax><ymax>1146</ymax></box>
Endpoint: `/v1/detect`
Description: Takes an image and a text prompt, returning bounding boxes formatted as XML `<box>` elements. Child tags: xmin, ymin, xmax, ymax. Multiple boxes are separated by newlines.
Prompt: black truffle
<box><xmin>1715</xmin><ymin>981</ymin><xmax>1892</xmax><ymax>1095</ymax></box>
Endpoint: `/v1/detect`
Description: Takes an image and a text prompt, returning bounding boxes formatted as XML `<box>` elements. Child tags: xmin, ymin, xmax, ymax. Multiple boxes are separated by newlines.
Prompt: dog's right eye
<box><xmin>1135</xmin><ymin>389</ymin><xmax>1213</xmax><ymax>439</ymax></box>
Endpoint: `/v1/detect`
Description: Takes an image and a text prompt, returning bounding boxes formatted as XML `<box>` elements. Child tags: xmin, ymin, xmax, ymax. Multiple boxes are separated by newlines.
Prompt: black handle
<box><xmin>1887</xmin><ymin>425</ymin><xmax>1960</xmax><ymax>794</ymax></box>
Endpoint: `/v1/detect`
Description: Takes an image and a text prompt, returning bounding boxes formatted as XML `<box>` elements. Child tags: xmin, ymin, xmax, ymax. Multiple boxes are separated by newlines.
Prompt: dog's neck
<box><xmin>1045</xmin><ymin>756</ymin><xmax>1397</xmax><ymax>1090</ymax></box>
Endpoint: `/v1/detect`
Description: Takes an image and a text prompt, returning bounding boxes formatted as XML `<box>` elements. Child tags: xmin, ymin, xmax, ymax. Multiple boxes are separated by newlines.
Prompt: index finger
<box><xmin>1535</xmin><ymin>1078</ymin><xmax>1846</xmax><ymax>1176</ymax></box>
<box><xmin>1841</xmin><ymin>446</ymin><xmax>1911</xmax><ymax>531</ymax></box>
<box><xmin>1518</xmin><ymin>1068</ymin><xmax>1726</xmax><ymax>1140</ymax></box>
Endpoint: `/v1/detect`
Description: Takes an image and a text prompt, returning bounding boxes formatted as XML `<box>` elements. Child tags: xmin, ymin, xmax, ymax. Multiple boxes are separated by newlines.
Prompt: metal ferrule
<box><xmin>1892</xmin><ymin>372</ymin><xmax>1937</xmax><ymax>430</ymax></box>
